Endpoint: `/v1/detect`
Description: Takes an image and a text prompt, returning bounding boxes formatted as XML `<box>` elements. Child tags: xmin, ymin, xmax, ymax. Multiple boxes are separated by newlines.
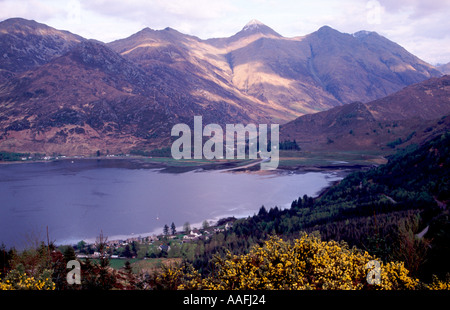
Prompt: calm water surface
<box><xmin>0</xmin><ymin>159</ymin><xmax>343</xmax><ymax>248</ymax></box>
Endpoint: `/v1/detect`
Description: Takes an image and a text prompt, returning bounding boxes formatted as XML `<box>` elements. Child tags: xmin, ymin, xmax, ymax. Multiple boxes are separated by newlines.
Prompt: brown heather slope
<box><xmin>0</xmin><ymin>40</ymin><xmax>266</xmax><ymax>155</ymax></box>
<box><xmin>280</xmin><ymin>75</ymin><xmax>450</xmax><ymax>152</ymax></box>
<box><xmin>0</xmin><ymin>18</ymin><xmax>84</xmax><ymax>73</ymax></box>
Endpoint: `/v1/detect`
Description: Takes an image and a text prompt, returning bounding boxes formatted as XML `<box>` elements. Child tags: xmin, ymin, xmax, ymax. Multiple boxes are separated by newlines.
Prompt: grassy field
<box><xmin>277</xmin><ymin>150</ymin><xmax>389</xmax><ymax>168</ymax></box>
<box><xmin>86</xmin><ymin>257</ymin><xmax>182</xmax><ymax>274</ymax></box>
<box><xmin>129</xmin><ymin>258</ymin><xmax>182</xmax><ymax>274</ymax></box>
<box><xmin>136</xmin><ymin>150</ymin><xmax>389</xmax><ymax>171</ymax></box>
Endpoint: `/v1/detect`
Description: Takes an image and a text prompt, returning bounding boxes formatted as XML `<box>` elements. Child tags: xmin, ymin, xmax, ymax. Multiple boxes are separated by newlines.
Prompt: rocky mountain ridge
<box><xmin>0</xmin><ymin>18</ymin><xmax>445</xmax><ymax>155</ymax></box>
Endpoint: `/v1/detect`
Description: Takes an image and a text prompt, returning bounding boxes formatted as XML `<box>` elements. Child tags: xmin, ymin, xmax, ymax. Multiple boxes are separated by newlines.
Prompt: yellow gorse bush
<box><xmin>0</xmin><ymin>269</ymin><xmax>55</xmax><ymax>290</ymax></box>
<box><xmin>155</xmin><ymin>261</ymin><xmax>203</xmax><ymax>290</ymax></box>
<box><xmin>426</xmin><ymin>275</ymin><xmax>450</xmax><ymax>290</ymax></box>
<box><xmin>192</xmin><ymin>233</ymin><xmax>419</xmax><ymax>290</ymax></box>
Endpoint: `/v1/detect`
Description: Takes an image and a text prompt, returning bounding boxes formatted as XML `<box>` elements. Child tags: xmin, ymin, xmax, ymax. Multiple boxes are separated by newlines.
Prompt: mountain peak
<box><xmin>0</xmin><ymin>17</ymin><xmax>42</xmax><ymax>29</ymax></box>
<box><xmin>0</xmin><ymin>17</ymin><xmax>80</xmax><ymax>38</ymax></box>
<box><xmin>0</xmin><ymin>17</ymin><xmax>84</xmax><ymax>72</ymax></box>
<box><xmin>237</xmin><ymin>19</ymin><xmax>281</xmax><ymax>38</ymax></box>
<box><xmin>315</xmin><ymin>25</ymin><xmax>341</xmax><ymax>35</ymax></box>
<box><xmin>243</xmin><ymin>19</ymin><xmax>265</xmax><ymax>31</ymax></box>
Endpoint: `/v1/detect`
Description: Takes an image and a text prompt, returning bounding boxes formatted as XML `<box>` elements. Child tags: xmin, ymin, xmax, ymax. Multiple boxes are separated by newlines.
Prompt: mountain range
<box><xmin>0</xmin><ymin>17</ymin><xmax>446</xmax><ymax>155</ymax></box>
<box><xmin>281</xmin><ymin>75</ymin><xmax>450</xmax><ymax>152</ymax></box>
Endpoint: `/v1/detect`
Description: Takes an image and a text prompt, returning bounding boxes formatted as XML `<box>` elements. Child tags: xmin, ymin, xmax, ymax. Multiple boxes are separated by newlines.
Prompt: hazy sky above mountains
<box><xmin>1</xmin><ymin>0</ymin><xmax>449</xmax><ymax>64</ymax></box>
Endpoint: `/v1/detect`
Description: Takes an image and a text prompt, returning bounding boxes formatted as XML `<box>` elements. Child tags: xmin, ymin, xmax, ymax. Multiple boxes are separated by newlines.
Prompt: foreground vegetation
<box><xmin>1</xmin><ymin>232</ymin><xmax>449</xmax><ymax>290</ymax></box>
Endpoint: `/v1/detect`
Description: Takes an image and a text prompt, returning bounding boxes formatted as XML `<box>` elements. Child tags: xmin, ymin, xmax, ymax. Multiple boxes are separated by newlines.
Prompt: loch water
<box><xmin>0</xmin><ymin>159</ymin><xmax>344</xmax><ymax>249</ymax></box>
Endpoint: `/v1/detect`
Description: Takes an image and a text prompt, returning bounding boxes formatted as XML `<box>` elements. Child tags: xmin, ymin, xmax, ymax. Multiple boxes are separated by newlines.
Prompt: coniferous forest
<box><xmin>188</xmin><ymin>131</ymin><xmax>450</xmax><ymax>284</ymax></box>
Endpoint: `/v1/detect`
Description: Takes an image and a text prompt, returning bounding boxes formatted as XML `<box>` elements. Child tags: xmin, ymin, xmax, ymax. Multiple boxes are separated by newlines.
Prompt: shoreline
<box><xmin>1</xmin><ymin>156</ymin><xmax>360</xmax><ymax>249</ymax></box>
<box><xmin>55</xmin><ymin>171</ymin><xmax>348</xmax><ymax>248</ymax></box>
<box><xmin>0</xmin><ymin>150</ymin><xmax>383</xmax><ymax>173</ymax></box>
<box><xmin>0</xmin><ymin>155</ymin><xmax>263</xmax><ymax>173</ymax></box>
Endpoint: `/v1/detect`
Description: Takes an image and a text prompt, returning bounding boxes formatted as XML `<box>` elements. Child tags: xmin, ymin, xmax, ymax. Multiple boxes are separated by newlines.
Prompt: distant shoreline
<box><xmin>0</xmin><ymin>154</ymin><xmax>372</xmax><ymax>175</ymax></box>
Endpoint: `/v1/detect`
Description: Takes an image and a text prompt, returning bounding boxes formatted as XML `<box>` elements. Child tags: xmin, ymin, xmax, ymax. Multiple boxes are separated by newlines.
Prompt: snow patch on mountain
<box><xmin>243</xmin><ymin>19</ymin><xmax>265</xmax><ymax>31</ymax></box>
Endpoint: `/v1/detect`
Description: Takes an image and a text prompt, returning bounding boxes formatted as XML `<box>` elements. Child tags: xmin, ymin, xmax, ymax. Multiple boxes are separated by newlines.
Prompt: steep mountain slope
<box><xmin>0</xmin><ymin>40</ymin><xmax>167</xmax><ymax>155</ymax></box>
<box><xmin>280</xmin><ymin>75</ymin><xmax>450</xmax><ymax>151</ymax></box>
<box><xmin>303</xmin><ymin>27</ymin><xmax>440</xmax><ymax>103</ymax></box>
<box><xmin>0</xmin><ymin>18</ymin><xmax>84</xmax><ymax>73</ymax></box>
<box><xmin>0</xmin><ymin>40</ymin><xmax>265</xmax><ymax>155</ymax></box>
<box><xmin>208</xmin><ymin>23</ymin><xmax>342</xmax><ymax>115</ymax></box>
<box><xmin>107</xmin><ymin>26</ymin><xmax>291</xmax><ymax>123</ymax></box>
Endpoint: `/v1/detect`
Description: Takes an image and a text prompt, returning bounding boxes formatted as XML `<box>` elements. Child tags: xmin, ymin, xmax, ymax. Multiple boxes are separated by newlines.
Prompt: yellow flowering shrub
<box><xmin>155</xmin><ymin>263</ymin><xmax>185</xmax><ymax>290</ymax></box>
<box><xmin>201</xmin><ymin>233</ymin><xmax>418</xmax><ymax>290</ymax></box>
<box><xmin>426</xmin><ymin>275</ymin><xmax>450</xmax><ymax>290</ymax></box>
<box><xmin>379</xmin><ymin>261</ymin><xmax>419</xmax><ymax>290</ymax></box>
<box><xmin>0</xmin><ymin>269</ymin><xmax>55</xmax><ymax>290</ymax></box>
<box><xmin>153</xmin><ymin>262</ymin><xmax>203</xmax><ymax>290</ymax></box>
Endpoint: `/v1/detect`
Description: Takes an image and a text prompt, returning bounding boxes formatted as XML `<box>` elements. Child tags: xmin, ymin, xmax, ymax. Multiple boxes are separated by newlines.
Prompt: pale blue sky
<box><xmin>1</xmin><ymin>0</ymin><xmax>450</xmax><ymax>64</ymax></box>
